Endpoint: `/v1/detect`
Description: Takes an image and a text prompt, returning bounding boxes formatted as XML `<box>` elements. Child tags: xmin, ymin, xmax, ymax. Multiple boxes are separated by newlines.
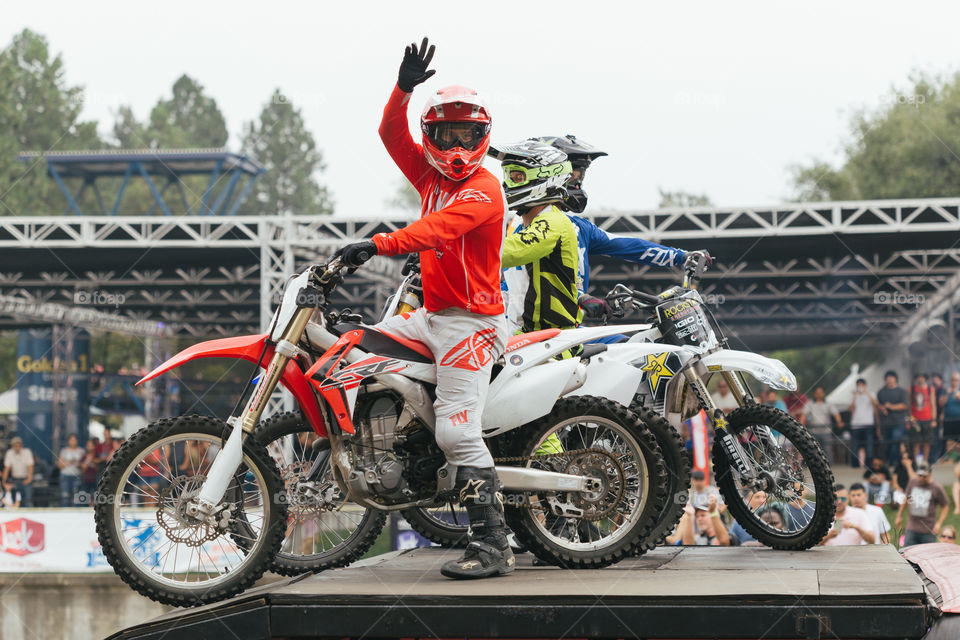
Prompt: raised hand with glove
<box><xmin>397</xmin><ymin>37</ymin><xmax>436</xmax><ymax>93</ymax></box>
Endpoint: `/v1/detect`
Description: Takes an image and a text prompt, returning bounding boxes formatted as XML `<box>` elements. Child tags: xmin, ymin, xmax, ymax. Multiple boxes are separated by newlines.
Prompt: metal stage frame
<box><xmin>1</xmin><ymin>197</ymin><xmax>959</xmax><ymax>355</ymax></box>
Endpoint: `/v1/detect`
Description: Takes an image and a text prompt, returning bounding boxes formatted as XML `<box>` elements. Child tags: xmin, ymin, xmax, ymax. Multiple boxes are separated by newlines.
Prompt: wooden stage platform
<box><xmin>109</xmin><ymin>544</ymin><xmax>941</xmax><ymax>639</ymax></box>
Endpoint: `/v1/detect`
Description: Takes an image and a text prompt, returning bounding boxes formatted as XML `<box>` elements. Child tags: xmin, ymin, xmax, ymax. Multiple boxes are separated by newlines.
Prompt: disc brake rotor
<box><xmin>496</xmin><ymin>448</ymin><xmax>627</xmax><ymax>521</ymax></box>
<box><xmin>156</xmin><ymin>475</ymin><xmax>224</xmax><ymax>547</ymax></box>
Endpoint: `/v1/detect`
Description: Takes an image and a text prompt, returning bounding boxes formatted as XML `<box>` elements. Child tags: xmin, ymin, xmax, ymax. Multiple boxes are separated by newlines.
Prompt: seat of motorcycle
<box><xmin>505</xmin><ymin>328</ymin><xmax>562</xmax><ymax>353</ymax></box>
<box><xmin>332</xmin><ymin>322</ymin><xmax>434</xmax><ymax>364</ymax></box>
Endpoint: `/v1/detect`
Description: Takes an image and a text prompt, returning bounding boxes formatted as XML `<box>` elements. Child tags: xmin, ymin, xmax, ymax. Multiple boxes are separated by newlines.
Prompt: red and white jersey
<box><xmin>373</xmin><ymin>85</ymin><xmax>509</xmax><ymax>316</ymax></box>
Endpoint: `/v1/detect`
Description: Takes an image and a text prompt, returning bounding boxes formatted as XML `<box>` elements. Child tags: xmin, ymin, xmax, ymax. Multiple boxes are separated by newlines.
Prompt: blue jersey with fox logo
<box><xmin>568</xmin><ymin>215</ymin><xmax>686</xmax><ymax>295</ymax></box>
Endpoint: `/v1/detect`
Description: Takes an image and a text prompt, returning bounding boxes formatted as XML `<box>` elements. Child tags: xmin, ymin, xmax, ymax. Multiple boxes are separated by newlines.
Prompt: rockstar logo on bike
<box><xmin>641</xmin><ymin>352</ymin><xmax>674</xmax><ymax>394</ymax></box>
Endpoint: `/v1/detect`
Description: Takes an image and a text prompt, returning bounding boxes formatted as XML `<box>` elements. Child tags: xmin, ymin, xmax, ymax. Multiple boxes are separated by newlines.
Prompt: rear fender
<box><xmin>136</xmin><ymin>334</ymin><xmax>327</xmax><ymax>437</ymax></box>
<box><xmin>482</xmin><ymin>357</ymin><xmax>584</xmax><ymax>436</ymax></box>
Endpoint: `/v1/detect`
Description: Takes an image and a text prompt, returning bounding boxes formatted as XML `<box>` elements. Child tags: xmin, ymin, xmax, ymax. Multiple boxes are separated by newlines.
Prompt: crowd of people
<box><xmin>0</xmin><ymin>431</ymin><xmax>119</xmax><ymax>507</ymax></box>
<box><xmin>665</xmin><ymin>458</ymin><xmax>959</xmax><ymax>548</ymax></box>
<box><xmin>695</xmin><ymin>368</ymin><xmax>960</xmax><ymax>549</ymax></box>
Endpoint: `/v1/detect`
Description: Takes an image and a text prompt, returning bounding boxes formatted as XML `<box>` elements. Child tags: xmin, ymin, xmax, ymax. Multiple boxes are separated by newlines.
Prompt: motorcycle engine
<box><xmin>348</xmin><ymin>388</ymin><xmax>412</xmax><ymax>502</ymax></box>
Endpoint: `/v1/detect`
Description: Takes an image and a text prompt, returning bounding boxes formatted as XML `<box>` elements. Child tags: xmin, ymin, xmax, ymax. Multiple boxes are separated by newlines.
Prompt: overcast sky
<box><xmin>5</xmin><ymin>1</ymin><xmax>960</xmax><ymax>217</ymax></box>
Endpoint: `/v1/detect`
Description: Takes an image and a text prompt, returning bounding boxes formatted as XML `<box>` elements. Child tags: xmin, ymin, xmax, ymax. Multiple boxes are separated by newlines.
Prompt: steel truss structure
<box><xmin>1</xmin><ymin>197</ymin><xmax>958</xmax><ymax>356</ymax></box>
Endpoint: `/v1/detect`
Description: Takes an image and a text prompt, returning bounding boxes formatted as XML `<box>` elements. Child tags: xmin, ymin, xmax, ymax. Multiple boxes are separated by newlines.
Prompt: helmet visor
<box><xmin>501</xmin><ymin>161</ymin><xmax>573</xmax><ymax>189</ymax></box>
<box><xmin>425</xmin><ymin>122</ymin><xmax>490</xmax><ymax>151</ymax></box>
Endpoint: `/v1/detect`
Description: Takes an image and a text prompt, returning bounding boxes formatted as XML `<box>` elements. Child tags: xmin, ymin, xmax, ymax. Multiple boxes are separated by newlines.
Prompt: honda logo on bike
<box><xmin>0</xmin><ymin>518</ymin><xmax>45</xmax><ymax>556</ymax></box>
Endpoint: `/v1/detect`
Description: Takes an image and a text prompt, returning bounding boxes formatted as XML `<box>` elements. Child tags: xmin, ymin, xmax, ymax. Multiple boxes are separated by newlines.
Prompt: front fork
<box><xmin>194</xmin><ymin>306</ymin><xmax>314</xmax><ymax>513</ymax></box>
<box><xmin>682</xmin><ymin>367</ymin><xmax>760</xmax><ymax>479</ymax></box>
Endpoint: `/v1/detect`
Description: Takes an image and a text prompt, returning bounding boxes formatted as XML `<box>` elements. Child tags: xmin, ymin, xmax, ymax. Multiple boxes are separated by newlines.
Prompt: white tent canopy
<box><xmin>0</xmin><ymin>388</ymin><xmax>16</xmax><ymax>415</ymax></box>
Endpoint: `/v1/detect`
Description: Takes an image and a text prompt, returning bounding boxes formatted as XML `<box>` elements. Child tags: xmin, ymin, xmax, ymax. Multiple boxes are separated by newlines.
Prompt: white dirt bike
<box><xmin>95</xmin><ymin>257</ymin><xmax>673</xmax><ymax>606</ymax></box>
<box><xmin>287</xmin><ymin>253</ymin><xmax>835</xmax><ymax>557</ymax></box>
<box><xmin>569</xmin><ymin>253</ymin><xmax>836</xmax><ymax>550</ymax></box>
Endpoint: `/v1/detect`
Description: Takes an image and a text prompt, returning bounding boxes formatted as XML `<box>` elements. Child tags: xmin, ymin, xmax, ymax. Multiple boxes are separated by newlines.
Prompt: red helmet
<box><xmin>421</xmin><ymin>86</ymin><xmax>491</xmax><ymax>181</ymax></box>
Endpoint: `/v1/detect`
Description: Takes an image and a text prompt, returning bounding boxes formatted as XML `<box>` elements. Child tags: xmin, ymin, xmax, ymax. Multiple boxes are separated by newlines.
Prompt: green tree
<box><xmin>240</xmin><ymin>89</ymin><xmax>333</xmax><ymax>215</ymax></box>
<box><xmin>657</xmin><ymin>189</ymin><xmax>712</xmax><ymax>208</ymax></box>
<box><xmin>106</xmin><ymin>77</ymin><xmax>230</xmax><ymax>214</ymax></box>
<box><xmin>0</xmin><ymin>29</ymin><xmax>102</xmax><ymax>215</ymax></box>
<box><xmin>791</xmin><ymin>72</ymin><xmax>960</xmax><ymax>200</ymax></box>
<box><xmin>145</xmin><ymin>75</ymin><xmax>228</xmax><ymax>149</ymax></box>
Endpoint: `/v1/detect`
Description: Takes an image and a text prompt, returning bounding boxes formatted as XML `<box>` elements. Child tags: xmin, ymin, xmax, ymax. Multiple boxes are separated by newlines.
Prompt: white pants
<box><xmin>375</xmin><ymin>307</ymin><xmax>507</xmax><ymax>467</ymax></box>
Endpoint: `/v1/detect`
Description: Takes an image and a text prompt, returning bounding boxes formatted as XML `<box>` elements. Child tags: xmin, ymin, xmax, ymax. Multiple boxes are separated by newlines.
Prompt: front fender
<box><xmin>137</xmin><ymin>334</ymin><xmax>327</xmax><ymax>436</ymax></box>
<box><xmin>699</xmin><ymin>349</ymin><xmax>797</xmax><ymax>391</ymax></box>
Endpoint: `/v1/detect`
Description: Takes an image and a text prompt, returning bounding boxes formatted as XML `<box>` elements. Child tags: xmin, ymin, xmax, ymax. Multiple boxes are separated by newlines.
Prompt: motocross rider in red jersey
<box><xmin>333</xmin><ymin>38</ymin><xmax>514</xmax><ymax>579</ymax></box>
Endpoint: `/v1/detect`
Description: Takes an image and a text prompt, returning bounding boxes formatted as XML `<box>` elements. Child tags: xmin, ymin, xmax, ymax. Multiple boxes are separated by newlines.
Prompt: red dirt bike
<box><xmin>95</xmin><ymin>258</ymin><xmax>669</xmax><ymax>606</ymax></box>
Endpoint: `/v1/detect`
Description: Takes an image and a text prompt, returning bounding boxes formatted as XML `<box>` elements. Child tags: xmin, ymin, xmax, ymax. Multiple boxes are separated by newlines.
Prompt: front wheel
<box><xmin>712</xmin><ymin>405</ymin><xmax>835</xmax><ymax>549</ymax></box>
<box><xmin>505</xmin><ymin>396</ymin><xmax>667</xmax><ymax>568</ymax></box>
<box><xmin>94</xmin><ymin>415</ymin><xmax>287</xmax><ymax>606</ymax></box>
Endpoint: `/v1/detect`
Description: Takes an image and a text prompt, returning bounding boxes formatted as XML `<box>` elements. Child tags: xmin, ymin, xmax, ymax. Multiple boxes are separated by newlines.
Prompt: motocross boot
<box><xmin>440</xmin><ymin>466</ymin><xmax>515</xmax><ymax>579</ymax></box>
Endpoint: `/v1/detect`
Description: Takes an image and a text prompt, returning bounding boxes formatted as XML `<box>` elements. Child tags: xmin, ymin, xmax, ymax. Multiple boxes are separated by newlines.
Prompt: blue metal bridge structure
<box><xmin>16</xmin><ymin>149</ymin><xmax>264</xmax><ymax>216</ymax></box>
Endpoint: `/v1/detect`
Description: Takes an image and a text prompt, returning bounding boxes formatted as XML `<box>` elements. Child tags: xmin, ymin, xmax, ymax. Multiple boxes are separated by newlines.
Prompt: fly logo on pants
<box><xmin>450</xmin><ymin>410</ymin><xmax>469</xmax><ymax>427</ymax></box>
<box><xmin>440</xmin><ymin>328</ymin><xmax>498</xmax><ymax>372</ymax></box>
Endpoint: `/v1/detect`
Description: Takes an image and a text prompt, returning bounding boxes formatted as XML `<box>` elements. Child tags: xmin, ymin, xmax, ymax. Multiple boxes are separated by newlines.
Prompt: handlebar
<box><xmin>401</xmin><ymin>253</ymin><xmax>421</xmax><ymax>276</ymax></box>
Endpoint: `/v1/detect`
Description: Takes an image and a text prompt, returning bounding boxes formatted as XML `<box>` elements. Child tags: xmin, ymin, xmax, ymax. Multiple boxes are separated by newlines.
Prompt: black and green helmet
<box><xmin>488</xmin><ymin>140</ymin><xmax>572</xmax><ymax>212</ymax></box>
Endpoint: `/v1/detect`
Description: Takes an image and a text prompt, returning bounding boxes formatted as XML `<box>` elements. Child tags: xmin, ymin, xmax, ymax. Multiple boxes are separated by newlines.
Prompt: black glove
<box><xmin>578</xmin><ymin>294</ymin><xmax>610</xmax><ymax>319</ymax></box>
<box><xmin>332</xmin><ymin>240</ymin><xmax>377</xmax><ymax>269</ymax></box>
<box><xmin>397</xmin><ymin>37</ymin><xmax>436</xmax><ymax>93</ymax></box>
<box><xmin>684</xmin><ymin>250</ymin><xmax>714</xmax><ymax>269</ymax></box>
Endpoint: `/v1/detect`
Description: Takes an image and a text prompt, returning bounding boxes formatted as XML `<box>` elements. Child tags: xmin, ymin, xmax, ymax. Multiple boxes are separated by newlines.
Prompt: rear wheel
<box><xmin>505</xmin><ymin>396</ymin><xmax>666</xmax><ymax>568</ymax></box>
<box><xmin>712</xmin><ymin>405</ymin><xmax>835</xmax><ymax>549</ymax></box>
<box><xmin>629</xmin><ymin>400</ymin><xmax>690</xmax><ymax>550</ymax></box>
<box><xmin>254</xmin><ymin>412</ymin><xmax>386</xmax><ymax>576</ymax></box>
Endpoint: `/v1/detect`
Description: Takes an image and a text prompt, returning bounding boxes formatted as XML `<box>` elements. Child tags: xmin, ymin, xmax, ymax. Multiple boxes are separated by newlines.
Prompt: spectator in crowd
<box><xmin>862</xmin><ymin>456</ymin><xmax>894</xmax><ymax>505</ymax></box>
<box><xmin>806</xmin><ymin>387</ymin><xmax>843</xmax><ymax>464</ymax></box>
<box><xmin>711</xmin><ymin>379</ymin><xmax>739</xmax><ymax>415</ymax></box>
<box><xmin>939</xmin><ymin>372</ymin><xmax>960</xmax><ymax>463</ymax></box>
<box><xmin>893</xmin><ymin>445</ymin><xmax>916</xmax><ymax>495</ymax></box>
<box><xmin>681</xmin><ymin>495</ymin><xmax>731</xmax><ymax>546</ymax></box>
<box><xmin>784</xmin><ymin>390</ymin><xmax>808</xmax><ymax>425</ymax></box>
<box><xmin>848</xmin><ymin>482</ymin><xmax>890</xmax><ymax>544</ymax></box>
<box><xmin>135</xmin><ymin>445</ymin><xmax>168</xmax><ymax>506</ymax></box>
<box><xmin>79</xmin><ymin>438</ymin><xmax>99</xmax><ymax>505</ymax></box>
<box><xmin>930</xmin><ymin>373</ymin><xmax>945</xmax><ymax>463</ymax></box>
<box><xmin>688</xmin><ymin>469</ymin><xmax>722</xmax><ymax>510</ymax></box>
<box><xmin>726</xmin><ymin>490</ymin><xmax>768</xmax><ymax>546</ymax></box>
<box><xmin>95</xmin><ymin>429</ymin><xmax>120</xmax><ymax>472</ymax></box>
<box><xmin>820</xmin><ymin>484</ymin><xmax>875</xmax><ymax>545</ymax></box>
<box><xmin>849</xmin><ymin>378</ymin><xmax>879</xmax><ymax>468</ymax></box>
<box><xmin>896</xmin><ymin>461</ymin><xmax>949</xmax><ymax>547</ymax></box>
<box><xmin>940</xmin><ymin>524</ymin><xmax>957</xmax><ymax>544</ymax></box>
<box><xmin>2</xmin><ymin>437</ymin><xmax>34</xmax><ymax>507</ymax></box>
<box><xmin>953</xmin><ymin>463</ymin><xmax>960</xmax><ymax>516</ymax></box>
<box><xmin>877</xmin><ymin>371</ymin><xmax>909</xmax><ymax>466</ymax></box>
<box><xmin>57</xmin><ymin>434</ymin><xmax>84</xmax><ymax>507</ymax></box>
<box><xmin>765</xmin><ymin>389</ymin><xmax>788</xmax><ymax>412</ymax></box>
<box><xmin>909</xmin><ymin>373</ymin><xmax>937</xmax><ymax>463</ymax></box>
